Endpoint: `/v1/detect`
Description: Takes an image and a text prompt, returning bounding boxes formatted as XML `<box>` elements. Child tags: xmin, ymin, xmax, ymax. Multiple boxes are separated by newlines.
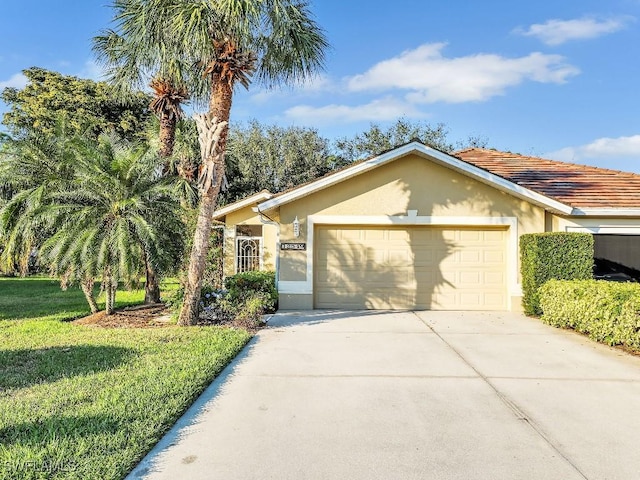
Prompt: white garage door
<box><xmin>314</xmin><ymin>226</ymin><xmax>507</xmax><ymax>310</ymax></box>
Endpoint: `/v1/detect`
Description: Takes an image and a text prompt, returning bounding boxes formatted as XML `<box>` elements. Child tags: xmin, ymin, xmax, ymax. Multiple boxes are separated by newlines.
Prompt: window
<box><xmin>235</xmin><ymin>225</ymin><xmax>263</xmax><ymax>273</ymax></box>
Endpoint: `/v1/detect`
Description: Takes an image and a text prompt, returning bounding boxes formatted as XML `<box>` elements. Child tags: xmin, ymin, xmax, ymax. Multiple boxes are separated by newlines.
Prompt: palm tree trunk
<box><xmin>178</xmin><ymin>78</ymin><xmax>232</xmax><ymax>326</ymax></box>
<box><xmin>145</xmin><ymin>107</ymin><xmax>178</xmax><ymax>303</ymax></box>
<box><xmin>105</xmin><ymin>272</ymin><xmax>117</xmax><ymax>315</ymax></box>
<box><xmin>80</xmin><ymin>278</ymin><xmax>99</xmax><ymax>314</ymax></box>
<box><xmin>178</xmin><ymin>186</ymin><xmax>219</xmax><ymax>325</ymax></box>
<box><xmin>159</xmin><ymin>110</ymin><xmax>177</xmax><ymax>163</ymax></box>
<box><xmin>144</xmin><ymin>251</ymin><xmax>161</xmax><ymax>304</ymax></box>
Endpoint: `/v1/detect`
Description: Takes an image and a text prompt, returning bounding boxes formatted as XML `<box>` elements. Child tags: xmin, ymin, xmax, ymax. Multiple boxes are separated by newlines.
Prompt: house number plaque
<box><xmin>281</xmin><ymin>242</ymin><xmax>307</xmax><ymax>251</ymax></box>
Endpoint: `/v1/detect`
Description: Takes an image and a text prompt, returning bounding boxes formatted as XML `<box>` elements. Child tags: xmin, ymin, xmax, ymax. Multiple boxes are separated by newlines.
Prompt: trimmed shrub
<box><xmin>234</xmin><ymin>292</ymin><xmax>271</xmax><ymax>330</ymax></box>
<box><xmin>520</xmin><ymin>232</ymin><xmax>594</xmax><ymax>315</ymax></box>
<box><xmin>539</xmin><ymin>279</ymin><xmax>640</xmax><ymax>350</ymax></box>
<box><xmin>225</xmin><ymin>270</ymin><xmax>277</xmax><ymax>312</ymax></box>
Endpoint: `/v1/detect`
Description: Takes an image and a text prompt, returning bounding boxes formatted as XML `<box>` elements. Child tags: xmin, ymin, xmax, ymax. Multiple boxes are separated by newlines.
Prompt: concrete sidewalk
<box><xmin>127</xmin><ymin>311</ymin><xmax>640</xmax><ymax>480</ymax></box>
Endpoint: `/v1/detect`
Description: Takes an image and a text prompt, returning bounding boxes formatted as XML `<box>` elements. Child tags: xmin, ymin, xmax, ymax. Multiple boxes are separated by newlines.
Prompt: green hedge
<box><xmin>224</xmin><ymin>270</ymin><xmax>278</xmax><ymax>312</ymax></box>
<box><xmin>520</xmin><ymin>232</ymin><xmax>593</xmax><ymax>315</ymax></box>
<box><xmin>539</xmin><ymin>279</ymin><xmax>640</xmax><ymax>350</ymax></box>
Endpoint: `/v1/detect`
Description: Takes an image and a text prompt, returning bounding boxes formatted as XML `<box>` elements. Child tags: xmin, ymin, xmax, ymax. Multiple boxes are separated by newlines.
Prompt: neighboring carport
<box><xmin>593</xmin><ymin>234</ymin><xmax>640</xmax><ymax>281</ymax></box>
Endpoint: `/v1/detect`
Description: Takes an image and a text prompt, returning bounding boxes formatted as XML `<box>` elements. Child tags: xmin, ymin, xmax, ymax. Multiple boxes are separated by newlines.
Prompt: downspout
<box><xmin>254</xmin><ymin>206</ymin><xmax>280</xmax><ymax>290</ymax></box>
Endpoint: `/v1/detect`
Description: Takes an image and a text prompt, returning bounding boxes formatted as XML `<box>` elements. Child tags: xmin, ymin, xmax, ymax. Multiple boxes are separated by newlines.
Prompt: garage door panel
<box><xmin>485</xmin><ymin>271</ymin><xmax>506</xmax><ymax>285</ymax></box>
<box><xmin>314</xmin><ymin>226</ymin><xmax>507</xmax><ymax>310</ymax></box>
<box><xmin>484</xmin><ymin>250</ymin><xmax>505</xmax><ymax>263</ymax></box>
<box><xmin>484</xmin><ymin>230</ymin><xmax>505</xmax><ymax>241</ymax></box>
<box><xmin>459</xmin><ymin>230</ymin><xmax>482</xmax><ymax>241</ymax></box>
<box><xmin>410</xmin><ymin>229</ymin><xmax>438</xmax><ymax>244</ymax></box>
<box><xmin>460</xmin><ymin>271</ymin><xmax>481</xmax><ymax>285</ymax></box>
<box><xmin>460</xmin><ymin>250</ymin><xmax>481</xmax><ymax>263</ymax></box>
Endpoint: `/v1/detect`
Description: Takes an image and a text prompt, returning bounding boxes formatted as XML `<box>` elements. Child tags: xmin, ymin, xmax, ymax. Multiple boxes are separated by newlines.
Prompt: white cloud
<box><xmin>347</xmin><ymin>43</ymin><xmax>579</xmax><ymax>103</ymax></box>
<box><xmin>78</xmin><ymin>59</ymin><xmax>106</xmax><ymax>81</ymax></box>
<box><xmin>546</xmin><ymin>135</ymin><xmax>640</xmax><ymax>165</ymax></box>
<box><xmin>0</xmin><ymin>73</ymin><xmax>28</xmax><ymax>90</ymax></box>
<box><xmin>284</xmin><ymin>96</ymin><xmax>426</xmax><ymax>124</ymax></box>
<box><xmin>250</xmin><ymin>74</ymin><xmax>335</xmax><ymax>104</ymax></box>
<box><xmin>515</xmin><ymin>16</ymin><xmax>633</xmax><ymax>46</ymax></box>
<box><xmin>296</xmin><ymin>74</ymin><xmax>334</xmax><ymax>93</ymax></box>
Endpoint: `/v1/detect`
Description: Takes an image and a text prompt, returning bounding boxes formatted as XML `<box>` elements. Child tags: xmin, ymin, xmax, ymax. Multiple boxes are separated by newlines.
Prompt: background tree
<box><xmin>0</xmin><ymin>67</ymin><xmax>151</xmax><ymax>140</ymax></box>
<box><xmin>335</xmin><ymin>118</ymin><xmax>488</xmax><ymax>161</ymax></box>
<box><xmin>223</xmin><ymin>120</ymin><xmax>343</xmax><ymax>203</ymax></box>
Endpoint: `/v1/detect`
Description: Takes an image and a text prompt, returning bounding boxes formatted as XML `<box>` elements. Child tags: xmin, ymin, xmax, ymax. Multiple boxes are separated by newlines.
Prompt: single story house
<box><xmin>212</xmin><ymin>141</ymin><xmax>640</xmax><ymax>311</ymax></box>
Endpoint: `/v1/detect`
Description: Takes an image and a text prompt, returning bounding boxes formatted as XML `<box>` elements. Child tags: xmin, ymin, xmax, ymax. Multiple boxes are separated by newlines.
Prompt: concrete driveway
<box><xmin>128</xmin><ymin>311</ymin><xmax>640</xmax><ymax>480</ymax></box>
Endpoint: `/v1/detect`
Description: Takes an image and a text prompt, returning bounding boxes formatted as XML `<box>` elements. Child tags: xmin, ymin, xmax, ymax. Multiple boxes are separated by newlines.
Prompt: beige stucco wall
<box><xmin>276</xmin><ymin>154</ymin><xmax>545</xmax><ymax>289</ymax></box>
<box><xmin>223</xmin><ymin>206</ymin><xmax>277</xmax><ymax>278</ymax></box>
<box><xmin>278</xmin><ymin>154</ymin><xmax>544</xmax><ymax>229</ymax></box>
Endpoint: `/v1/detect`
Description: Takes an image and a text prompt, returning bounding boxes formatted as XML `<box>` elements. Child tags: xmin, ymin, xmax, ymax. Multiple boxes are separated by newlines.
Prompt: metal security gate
<box><xmin>236</xmin><ymin>236</ymin><xmax>262</xmax><ymax>273</ymax></box>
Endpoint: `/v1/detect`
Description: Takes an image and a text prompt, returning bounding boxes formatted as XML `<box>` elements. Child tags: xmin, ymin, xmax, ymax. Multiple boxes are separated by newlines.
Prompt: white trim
<box><xmin>566</xmin><ymin>226</ymin><xmax>640</xmax><ymax>235</ymax></box>
<box><xmin>556</xmin><ymin>217</ymin><xmax>640</xmax><ymax>234</ymax></box>
<box><xmin>212</xmin><ymin>190</ymin><xmax>272</xmax><ymax>219</ymax></box>
<box><xmin>257</xmin><ymin>142</ymin><xmax>573</xmax><ymax>215</ymax></box>
<box><xmin>278</xmin><ymin>214</ymin><xmax>520</xmax><ymax>310</ymax></box>
<box><xmin>570</xmin><ymin>208</ymin><xmax>640</xmax><ymax>217</ymax></box>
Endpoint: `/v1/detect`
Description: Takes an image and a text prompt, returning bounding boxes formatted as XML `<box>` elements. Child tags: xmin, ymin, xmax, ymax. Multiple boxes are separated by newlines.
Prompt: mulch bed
<box><xmin>72</xmin><ymin>303</ymin><xmax>174</xmax><ymax>328</ymax></box>
<box><xmin>72</xmin><ymin>303</ymin><xmax>270</xmax><ymax>330</ymax></box>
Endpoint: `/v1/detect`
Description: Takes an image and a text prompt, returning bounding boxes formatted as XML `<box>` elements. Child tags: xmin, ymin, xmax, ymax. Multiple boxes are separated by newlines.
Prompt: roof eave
<box><xmin>570</xmin><ymin>207</ymin><xmax>640</xmax><ymax>217</ymax></box>
<box><xmin>212</xmin><ymin>190</ymin><xmax>273</xmax><ymax>220</ymax></box>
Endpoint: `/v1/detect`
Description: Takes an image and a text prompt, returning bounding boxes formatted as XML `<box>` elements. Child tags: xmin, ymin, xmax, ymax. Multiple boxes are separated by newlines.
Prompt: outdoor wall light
<box><xmin>293</xmin><ymin>216</ymin><xmax>301</xmax><ymax>238</ymax></box>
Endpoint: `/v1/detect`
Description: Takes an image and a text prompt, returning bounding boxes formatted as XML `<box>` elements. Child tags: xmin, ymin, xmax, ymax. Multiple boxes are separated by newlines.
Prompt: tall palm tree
<box><xmin>181</xmin><ymin>0</ymin><xmax>328</xmax><ymax>325</ymax></box>
<box><xmin>39</xmin><ymin>135</ymin><xmax>185</xmax><ymax>314</ymax></box>
<box><xmin>93</xmin><ymin>4</ymin><xmax>190</xmax><ymax>161</ymax></box>
<box><xmin>94</xmin><ymin>5</ymin><xmax>192</xmax><ymax>303</ymax></box>
<box><xmin>98</xmin><ymin>0</ymin><xmax>328</xmax><ymax>325</ymax></box>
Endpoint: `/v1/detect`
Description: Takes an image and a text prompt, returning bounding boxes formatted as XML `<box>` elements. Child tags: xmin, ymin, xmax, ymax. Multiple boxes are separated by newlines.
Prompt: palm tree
<box><xmin>94</xmin><ymin>6</ymin><xmax>192</xmax><ymax>303</ymax></box>
<box><xmin>149</xmin><ymin>78</ymin><xmax>190</xmax><ymax>160</ymax></box>
<box><xmin>0</xmin><ymin>122</ymin><xmax>77</xmax><ymax>275</ymax></box>
<box><xmin>184</xmin><ymin>1</ymin><xmax>329</xmax><ymax>325</ymax></box>
<box><xmin>39</xmin><ymin>135</ymin><xmax>186</xmax><ymax>314</ymax></box>
<box><xmin>93</xmin><ymin>4</ymin><xmax>190</xmax><ymax>161</ymax></box>
<box><xmin>98</xmin><ymin>0</ymin><xmax>328</xmax><ymax>324</ymax></box>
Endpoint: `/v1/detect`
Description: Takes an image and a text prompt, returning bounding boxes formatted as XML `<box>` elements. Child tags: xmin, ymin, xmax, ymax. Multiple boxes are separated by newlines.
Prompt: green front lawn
<box><xmin>0</xmin><ymin>277</ymin><xmax>251</xmax><ymax>480</ymax></box>
<box><xmin>0</xmin><ymin>276</ymin><xmax>169</xmax><ymax>321</ymax></box>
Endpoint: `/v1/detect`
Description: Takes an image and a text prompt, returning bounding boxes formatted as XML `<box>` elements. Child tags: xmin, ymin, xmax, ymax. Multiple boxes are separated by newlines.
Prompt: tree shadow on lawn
<box><xmin>0</xmin><ymin>345</ymin><xmax>135</xmax><ymax>390</ymax></box>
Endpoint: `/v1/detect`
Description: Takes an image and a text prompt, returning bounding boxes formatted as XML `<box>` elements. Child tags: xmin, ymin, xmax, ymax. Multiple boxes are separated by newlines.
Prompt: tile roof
<box><xmin>454</xmin><ymin>148</ymin><xmax>640</xmax><ymax>209</ymax></box>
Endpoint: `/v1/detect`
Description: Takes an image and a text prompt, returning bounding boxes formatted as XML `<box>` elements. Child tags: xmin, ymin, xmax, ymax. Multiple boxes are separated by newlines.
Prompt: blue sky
<box><xmin>1</xmin><ymin>0</ymin><xmax>640</xmax><ymax>172</ymax></box>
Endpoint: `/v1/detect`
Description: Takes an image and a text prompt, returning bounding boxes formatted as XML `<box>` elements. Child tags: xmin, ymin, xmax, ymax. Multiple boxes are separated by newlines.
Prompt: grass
<box><xmin>0</xmin><ymin>276</ymin><xmax>251</xmax><ymax>480</ymax></box>
<box><xmin>0</xmin><ymin>276</ymin><xmax>176</xmax><ymax>321</ymax></box>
